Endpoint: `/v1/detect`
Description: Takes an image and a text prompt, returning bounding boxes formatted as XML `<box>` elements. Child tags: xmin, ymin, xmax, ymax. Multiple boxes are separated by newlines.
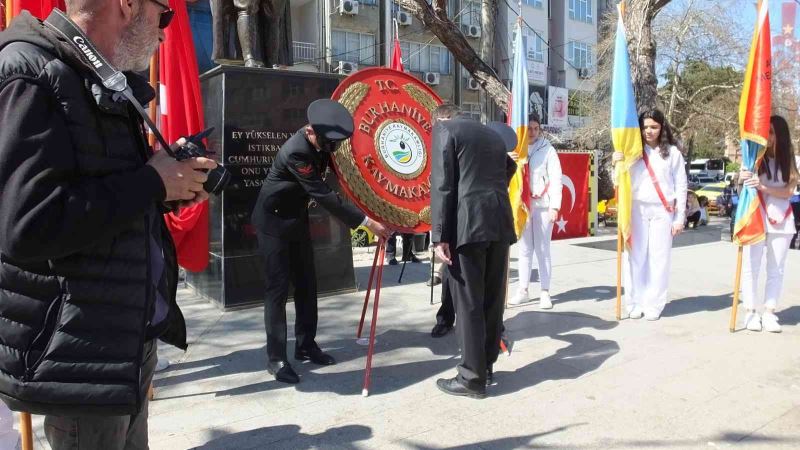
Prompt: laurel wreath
<box><xmin>333</xmin><ymin>81</ymin><xmax>434</xmax><ymax>229</ymax></box>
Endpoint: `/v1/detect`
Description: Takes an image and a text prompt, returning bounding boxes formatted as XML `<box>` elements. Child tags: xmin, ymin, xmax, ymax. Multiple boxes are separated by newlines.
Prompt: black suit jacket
<box><xmin>430</xmin><ymin>118</ymin><xmax>517</xmax><ymax>248</ymax></box>
<box><xmin>252</xmin><ymin>129</ymin><xmax>365</xmax><ymax>239</ymax></box>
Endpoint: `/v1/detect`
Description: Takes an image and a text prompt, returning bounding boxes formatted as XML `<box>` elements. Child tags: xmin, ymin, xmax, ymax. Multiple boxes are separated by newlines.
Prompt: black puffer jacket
<box><xmin>0</xmin><ymin>12</ymin><xmax>187</xmax><ymax>416</ymax></box>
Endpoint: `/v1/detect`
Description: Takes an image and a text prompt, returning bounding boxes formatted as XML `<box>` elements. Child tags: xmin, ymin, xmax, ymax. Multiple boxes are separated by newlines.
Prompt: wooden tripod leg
<box><xmin>362</xmin><ymin>242</ymin><xmax>386</xmax><ymax>397</ymax></box>
<box><xmin>357</xmin><ymin>239</ymin><xmax>383</xmax><ymax>339</ymax></box>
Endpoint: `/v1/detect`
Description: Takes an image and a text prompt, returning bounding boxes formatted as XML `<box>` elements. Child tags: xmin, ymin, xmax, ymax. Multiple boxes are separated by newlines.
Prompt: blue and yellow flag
<box><xmin>734</xmin><ymin>0</ymin><xmax>771</xmax><ymax>246</ymax></box>
<box><xmin>610</xmin><ymin>1</ymin><xmax>642</xmax><ymax>248</ymax></box>
<box><xmin>508</xmin><ymin>20</ymin><xmax>530</xmax><ymax>239</ymax></box>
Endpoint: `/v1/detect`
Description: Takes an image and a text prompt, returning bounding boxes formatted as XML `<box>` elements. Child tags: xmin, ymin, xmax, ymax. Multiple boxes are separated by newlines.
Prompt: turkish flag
<box><xmin>390</xmin><ymin>39</ymin><xmax>404</xmax><ymax>71</ymax></box>
<box><xmin>160</xmin><ymin>0</ymin><xmax>210</xmax><ymax>272</ymax></box>
<box><xmin>12</xmin><ymin>0</ymin><xmax>65</xmax><ymax>19</ymax></box>
<box><xmin>775</xmin><ymin>2</ymin><xmax>797</xmax><ymax>50</ymax></box>
<box><xmin>551</xmin><ymin>152</ymin><xmax>590</xmax><ymax>240</ymax></box>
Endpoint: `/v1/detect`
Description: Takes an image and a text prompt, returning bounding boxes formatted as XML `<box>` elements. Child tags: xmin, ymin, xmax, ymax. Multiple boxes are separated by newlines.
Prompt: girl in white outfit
<box><xmin>740</xmin><ymin>115</ymin><xmax>799</xmax><ymax>333</ymax></box>
<box><xmin>510</xmin><ymin>115</ymin><xmax>562</xmax><ymax>309</ymax></box>
<box><xmin>614</xmin><ymin>110</ymin><xmax>687</xmax><ymax>320</ymax></box>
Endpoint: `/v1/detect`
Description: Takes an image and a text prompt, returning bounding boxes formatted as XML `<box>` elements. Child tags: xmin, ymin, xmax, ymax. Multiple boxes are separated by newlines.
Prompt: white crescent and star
<box><xmin>555</xmin><ymin>175</ymin><xmax>576</xmax><ymax>234</ymax></box>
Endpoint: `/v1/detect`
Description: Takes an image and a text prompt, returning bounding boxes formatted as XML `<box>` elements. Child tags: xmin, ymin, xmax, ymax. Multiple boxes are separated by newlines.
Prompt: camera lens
<box><xmin>203</xmin><ymin>166</ymin><xmax>231</xmax><ymax>195</ymax></box>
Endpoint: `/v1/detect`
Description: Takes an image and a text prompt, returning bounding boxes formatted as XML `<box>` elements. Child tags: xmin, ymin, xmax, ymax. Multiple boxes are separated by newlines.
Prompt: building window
<box><xmin>359</xmin><ymin>0</ymin><xmax>378</xmax><ymax>5</ymax></box>
<box><xmin>462</xmin><ymin>102</ymin><xmax>481</xmax><ymax>121</ymax></box>
<box><xmin>569</xmin><ymin>0</ymin><xmax>593</xmax><ymax>23</ymax></box>
<box><xmin>523</xmin><ymin>0</ymin><xmax>543</xmax><ymax>7</ymax></box>
<box><xmin>461</xmin><ymin>0</ymin><xmax>482</xmax><ymax>27</ymax></box>
<box><xmin>332</xmin><ymin>30</ymin><xmax>376</xmax><ymax>65</ymax></box>
<box><xmin>399</xmin><ymin>42</ymin><xmax>452</xmax><ymax>74</ymax></box>
<box><xmin>568</xmin><ymin>41</ymin><xmax>593</xmax><ymax>69</ymax></box>
<box><xmin>526</xmin><ymin>30</ymin><xmax>545</xmax><ymax>62</ymax></box>
<box><xmin>511</xmin><ymin>29</ymin><xmax>545</xmax><ymax>63</ymax></box>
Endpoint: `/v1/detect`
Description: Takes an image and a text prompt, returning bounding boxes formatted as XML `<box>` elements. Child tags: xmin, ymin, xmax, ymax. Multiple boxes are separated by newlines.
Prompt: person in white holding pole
<box><xmin>510</xmin><ymin>114</ymin><xmax>562</xmax><ymax>309</ymax></box>
<box><xmin>613</xmin><ymin>109</ymin><xmax>687</xmax><ymax>321</ymax></box>
<box><xmin>739</xmin><ymin>115</ymin><xmax>799</xmax><ymax>333</ymax></box>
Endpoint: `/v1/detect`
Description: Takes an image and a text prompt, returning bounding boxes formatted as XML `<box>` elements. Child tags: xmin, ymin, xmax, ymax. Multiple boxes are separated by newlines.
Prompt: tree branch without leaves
<box><xmin>398</xmin><ymin>0</ymin><xmax>511</xmax><ymax>111</ymax></box>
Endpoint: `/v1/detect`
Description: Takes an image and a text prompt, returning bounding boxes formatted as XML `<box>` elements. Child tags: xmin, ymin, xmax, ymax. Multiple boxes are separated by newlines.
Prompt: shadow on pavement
<box><xmin>406</xmin><ymin>423</ymin><xmax>585</xmax><ymax>449</ymax></box>
<box><xmin>777</xmin><ymin>305</ymin><xmax>800</xmax><ymax>326</ymax></box>
<box><xmin>491</xmin><ymin>311</ymin><xmax>620</xmax><ymax>397</ymax></box>
<box><xmin>193</xmin><ymin>424</ymin><xmax>372</xmax><ymax>450</ymax></box>
<box><xmin>661</xmin><ymin>293</ymin><xmax>734</xmax><ymax>318</ymax></box>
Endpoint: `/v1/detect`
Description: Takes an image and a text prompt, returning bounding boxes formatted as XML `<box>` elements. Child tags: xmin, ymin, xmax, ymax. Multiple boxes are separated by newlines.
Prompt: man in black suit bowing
<box><xmin>252</xmin><ymin>99</ymin><xmax>391</xmax><ymax>384</ymax></box>
<box><xmin>430</xmin><ymin>105</ymin><xmax>517</xmax><ymax>398</ymax></box>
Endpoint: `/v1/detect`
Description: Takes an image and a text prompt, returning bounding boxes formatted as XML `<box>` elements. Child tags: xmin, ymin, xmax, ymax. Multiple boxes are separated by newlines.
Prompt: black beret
<box><xmin>487</xmin><ymin>121</ymin><xmax>519</xmax><ymax>152</ymax></box>
<box><xmin>307</xmin><ymin>99</ymin><xmax>355</xmax><ymax>141</ymax></box>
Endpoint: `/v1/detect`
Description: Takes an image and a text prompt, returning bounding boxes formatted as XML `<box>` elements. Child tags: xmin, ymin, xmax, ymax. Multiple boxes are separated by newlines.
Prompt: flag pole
<box><xmin>616</xmin><ymin>230</ymin><xmax>623</xmax><ymax>321</ymax></box>
<box><xmin>148</xmin><ymin>52</ymin><xmax>159</xmax><ymax>148</ymax></box>
<box><xmin>729</xmin><ymin>245</ymin><xmax>743</xmax><ymax>332</ymax></box>
<box><xmin>4</xmin><ymin>0</ymin><xmax>12</xmax><ymax>28</ymax></box>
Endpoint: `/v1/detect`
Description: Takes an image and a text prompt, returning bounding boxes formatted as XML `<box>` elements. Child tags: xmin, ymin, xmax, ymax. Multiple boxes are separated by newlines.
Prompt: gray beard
<box><xmin>113</xmin><ymin>11</ymin><xmax>158</xmax><ymax>72</ymax></box>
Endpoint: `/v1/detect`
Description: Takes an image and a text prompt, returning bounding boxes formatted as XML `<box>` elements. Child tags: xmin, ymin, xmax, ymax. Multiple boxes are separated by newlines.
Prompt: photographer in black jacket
<box><xmin>0</xmin><ymin>1</ymin><xmax>216</xmax><ymax>448</ymax></box>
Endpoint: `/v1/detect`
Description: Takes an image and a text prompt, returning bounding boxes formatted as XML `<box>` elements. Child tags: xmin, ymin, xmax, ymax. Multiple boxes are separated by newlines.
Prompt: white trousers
<box><xmin>623</xmin><ymin>201</ymin><xmax>674</xmax><ymax>316</ymax></box>
<box><xmin>518</xmin><ymin>208</ymin><xmax>553</xmax><ymax>292</ymax></box>
<box><xmin>741</xmin><ymin>233</ymin><xmax>792</xmax><ymax>311</ymax></box>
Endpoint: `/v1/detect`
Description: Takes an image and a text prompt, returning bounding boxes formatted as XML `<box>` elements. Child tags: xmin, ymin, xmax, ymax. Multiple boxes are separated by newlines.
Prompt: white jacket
<box><xmin>527</xmin><ymin>138</ymin><xmax>563</xmax><ymax>210</ymax></box>
<box><xmin>630</xmin><ymin>144</ymin><xmax>688</xmax><ymax>225</ymax></box>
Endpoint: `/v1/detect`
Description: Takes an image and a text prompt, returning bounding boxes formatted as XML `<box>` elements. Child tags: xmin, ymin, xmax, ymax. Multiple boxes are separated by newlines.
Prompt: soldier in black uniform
<box><xmin>252</xmin><ymin>99</ymin><xmax>391</xmax><ymax>384</ymax></box>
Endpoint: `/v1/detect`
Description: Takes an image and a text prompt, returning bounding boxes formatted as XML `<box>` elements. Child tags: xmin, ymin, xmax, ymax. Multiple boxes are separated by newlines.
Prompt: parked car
<box><xmin>600</xmin><ymin>198</ymin><xmax>618</xmax><ymax>226</ymax></box>
<box><xmin>351</xmin><ymin>225</ymin><xmax>375</xmax><ymax>247</ymax></box>
<box><xmin>692</xmin><ymin>181</ymin><xmax>727</xmax><ymax>216</ymax></box>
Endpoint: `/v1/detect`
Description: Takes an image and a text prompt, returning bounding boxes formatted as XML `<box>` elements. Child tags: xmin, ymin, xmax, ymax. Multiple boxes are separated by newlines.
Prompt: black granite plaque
<box><xmin>188</xmin><ymin>66</ymin><xmax>357</xmax><ymax>310</ymax></box>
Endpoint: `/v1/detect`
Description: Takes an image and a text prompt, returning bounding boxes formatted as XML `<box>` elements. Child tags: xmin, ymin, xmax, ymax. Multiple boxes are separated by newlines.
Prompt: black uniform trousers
<box><xmin>257</xmin><ymin>230</ymin><xmax>318</xmax><ymax>362</ymax></box>
<box><xmin>448</xmin><ymin>240</ymin><xmax>509</xmax><ymax>390</ymax></box>
<box><xmin>386</xmin><ymin>233</ymin><xmax>414</xmax><ymax>260</ymax></box>
<box><xmin>436</xmin><ymin>265</ymin><xmax>455</xmax><ymax>326</ymax></box>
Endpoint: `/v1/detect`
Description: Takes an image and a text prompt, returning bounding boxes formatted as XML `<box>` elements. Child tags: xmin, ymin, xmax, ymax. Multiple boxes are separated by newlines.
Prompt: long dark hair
<box><xmin>638</xmin><ymin>109</ymin><xmax>677</xmax><ymax>159</ymax></box>
<box><xmin>759</xmin><ymin>115</ymin><xmax>798</xmax><ymax>183</ymax></box>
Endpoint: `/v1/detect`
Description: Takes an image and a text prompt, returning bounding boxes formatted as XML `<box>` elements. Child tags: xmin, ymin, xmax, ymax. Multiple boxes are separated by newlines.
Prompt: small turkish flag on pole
<box><xmin>389</xmin><ymin>20</ymin><xmax>404</xmax><ymax>71</ymax></box>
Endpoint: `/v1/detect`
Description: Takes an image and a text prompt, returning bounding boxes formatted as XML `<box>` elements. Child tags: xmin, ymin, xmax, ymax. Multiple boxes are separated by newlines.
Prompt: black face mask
<box><xmin>317</xmin><ymin>136</ymin><xmax>341</xmax><ymax>153</ymax></box>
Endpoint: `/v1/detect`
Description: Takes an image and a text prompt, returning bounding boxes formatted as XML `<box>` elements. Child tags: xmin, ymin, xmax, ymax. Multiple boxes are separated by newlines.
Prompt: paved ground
<box><xmin>24</xmin><ymin>218</ymin><xmax>800</xmax><ymax>449</ymax></box>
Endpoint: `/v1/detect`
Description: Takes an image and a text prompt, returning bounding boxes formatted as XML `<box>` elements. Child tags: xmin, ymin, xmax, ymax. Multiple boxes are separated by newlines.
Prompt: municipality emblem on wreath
<box><xmin>376</xmin><ymin>121</ymin><xmax>426</xmax><ymax>179</ymax></box>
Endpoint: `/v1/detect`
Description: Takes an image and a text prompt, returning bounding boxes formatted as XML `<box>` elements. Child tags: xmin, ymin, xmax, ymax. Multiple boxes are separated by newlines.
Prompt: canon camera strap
<box><xmin>43</xmin><ymin>9</ymin><xmax>176</xmax><ymax>157</ymax></box>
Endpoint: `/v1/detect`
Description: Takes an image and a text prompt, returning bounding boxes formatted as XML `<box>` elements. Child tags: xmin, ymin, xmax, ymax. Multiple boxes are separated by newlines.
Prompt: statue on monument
<box><xmin>210</xmin><ymin>0</ymin><xmax>294</xmax><ymax>68</ymax></box>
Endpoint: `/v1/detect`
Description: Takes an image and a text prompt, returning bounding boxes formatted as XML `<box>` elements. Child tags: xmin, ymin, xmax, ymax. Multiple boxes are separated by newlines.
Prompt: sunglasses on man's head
<box><xmin>147</xmin><ymin>0</ymin><xmax>174</xmax><ymax>29</ymax></box>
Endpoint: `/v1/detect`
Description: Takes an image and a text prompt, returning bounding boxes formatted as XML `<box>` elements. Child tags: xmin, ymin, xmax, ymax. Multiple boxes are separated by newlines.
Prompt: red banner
<box><xmin>12</xmin><ymin>0</ymin><xmax>65</xmax><ymax>19</ymax></box>
<box><xmin>551</xmin><ymin>152</ymin><xmax>590</xmax><ymax>240</ymax></box>
<box><xmin>160</xmin><ymin>0</ymin><xmax>209</xmax><ymax>272</ymax></box>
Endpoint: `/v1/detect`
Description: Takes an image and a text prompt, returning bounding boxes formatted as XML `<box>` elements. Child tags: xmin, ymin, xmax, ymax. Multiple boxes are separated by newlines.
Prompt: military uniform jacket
<box><xmin>252</xmin><ymin>130</ymin><xmax>365</xmax><ymax>239</ymax></box>
<box><xmin>430</xmin><ymin>119</ymin><xmax>517</xmax><ymax>248</ymax></box>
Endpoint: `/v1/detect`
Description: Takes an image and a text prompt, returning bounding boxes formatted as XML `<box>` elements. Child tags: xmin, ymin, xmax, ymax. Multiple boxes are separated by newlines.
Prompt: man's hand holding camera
<box><xmin>147</xmin><ymin>139</ymin><xmax>218</xmax><ymax>208</ymax></box>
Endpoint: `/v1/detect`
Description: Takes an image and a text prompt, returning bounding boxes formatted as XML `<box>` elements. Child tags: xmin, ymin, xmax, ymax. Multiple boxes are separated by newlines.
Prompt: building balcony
<box><xmin>293</xmin><ymin>41</ymin><xmax>318</xmax><ymax>64</ymax></box>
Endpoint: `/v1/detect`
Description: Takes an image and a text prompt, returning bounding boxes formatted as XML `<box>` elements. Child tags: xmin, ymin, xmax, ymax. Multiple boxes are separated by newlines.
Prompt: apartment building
<box><xmin>186</xmin><ymin>0</ymin><xmax>599</xmax><ymax>137</ymax></box>
<box><xmin>501</xmin><ymin>0</ymin><xmax>598</xmax><ymax>139</ymax></box>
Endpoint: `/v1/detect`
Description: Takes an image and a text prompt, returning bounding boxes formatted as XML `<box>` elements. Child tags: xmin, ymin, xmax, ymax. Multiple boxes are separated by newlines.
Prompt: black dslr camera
<box><xmin>173</xmin><ymin>128</ymin><xmax>231</xmax><ymax>195</ymax></box>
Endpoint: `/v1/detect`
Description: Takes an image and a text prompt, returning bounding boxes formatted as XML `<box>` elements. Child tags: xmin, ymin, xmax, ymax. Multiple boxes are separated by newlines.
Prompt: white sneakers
<box><xmin>628</xmin><ymin>306</ymin><xmax>644</xmax><ymax>319</ymax></box>
<box><xmin>509</xmin><ymin>290</ymin><xmax>529</xmax><ymax>306</ymax></box>
<box><xmin>509</xmin><ymin>290</ymin><xmax>554</xmax><ymax>309</ymax></box>
<box><xmin>539</xmin><ymin>291</ymin><xmax>553</xmax><ymax>309</ymax></box>
<box><xmin>744</xmin><ymin>311</ymin><xmax>782</xmax><ymax>333</ymax></box>
<box><xmin>761</xmin><ymin>312</ymin><xmax>782</xmax><ymax>333</ymax></box>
